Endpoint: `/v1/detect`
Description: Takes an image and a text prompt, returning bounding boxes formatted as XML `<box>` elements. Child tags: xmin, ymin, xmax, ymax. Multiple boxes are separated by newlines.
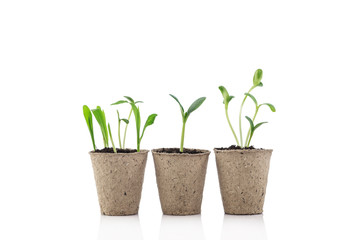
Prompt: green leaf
<box><xmin>117</xmin><ymin>110</ymin><xmax>130</xmax><ymax>124</ymax></box>
<box><xmin>134</xmin><ymin>101</ymin><xmax>143</xmax><ymax>104</ymax></box>
<box><xmin>124</xmin><ymin>96</ymin><xmax>135</xmax><ymax>103</ymax></box>
<box><xmin>111</xmin><ymin>100</ymin><xmax>128</xmax><ymax>105</ymax></box>
<box><xmin>257</xmin><ymin>82</ymin><xmax>263</xmax><ymax>87</ymax></box>
<box><xmin>187</xmin><ymin>97</ymin><xmax>206</xmax><ymax>116</ymax></box>
<box><xmin>244</xmin><ymin>93</ymin><xmax>258</xmax><ymax>106</ymax></box>
<box><xmin>254</xmin><ymin>121</ymin><xmax>268</xmax><ymax>130</ymax></box>
<box><xmin>219</xmin><ymin>86</ymin><xmax>229</xmax><ymax>104</ymax></box>
<box><xmin>92</xmin><ymin>106</ymin><xmax>109</xmax><ymax>148</ymax></box>
<box><xmin>121</xmin><ymin>119</ymin><xmax>129</xmax><ymax>124</ymax></box>
<box><xmin>83</xmin><ymin>105</ymin><xmax>96</xmax><ymax>150</ymax></box>
<box><xmin>261</xmin><ymin>103</ymin><xmax>276</xmax><ymax>112</ymax></box>
<box><xmin>140</xmin><ymin>114</ymin><xmax>157</xmax><ymax>141</ymax></box>
<box><xmin>169</xmin><ymin>94</ymin><xmax>185</xmax><ymax>117</ymax></box>
<box><xmin>245</xmin><ymin>116</ymin><xmax>255</xmax><ymax>132</ymax></box>
<box><xmin>253</xmin><ymin>69</ymin><xmax>263</xmax><ymax>86</ymax></box>
<box><xmin>130</xmin><ymin>102</ymin><xmax>141</xmax><ymax>149</ymax></box>
<box><xmin>144</xmin><ymin>114</ymin><xmax>157</xmax><ymax>129</ymax></box>
<box><xmin>219</xmin><ymin>86</ymin><xmax>235</xmax><ymax>105</ymax></box>
<box><xmin>245</xmin><ymin>116</ymin><xmax>255</xmax><ymax>147</ymax></box>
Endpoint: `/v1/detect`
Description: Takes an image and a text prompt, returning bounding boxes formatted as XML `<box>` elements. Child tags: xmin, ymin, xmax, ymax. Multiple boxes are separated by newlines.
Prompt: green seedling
<box><xmin>116</xmin><ymin>110</ymin><xmax>129</xmax><ymax>149</ymax></box>
<box><xmin>219</xmin><ymin>69</ymin><xmax>275</xmax><ymax>147</ymax></box>
<box><xmin>83</xmin><ymin>105</ymin><xmax>96</xmax><ymax>151</ymax></box>
<box><xmin>239</xmin><ymin>69</ymin><xmax>264</xmax><ymax>146</ymax></box>
<box><xmin>111</xmin><ymin>97</ymin><xmax>142</xmax><ymax>149</ymax></box>
<box><xmin>169</xmin><ymin>94</ymin><xmax>206</xmax><ymax>152</ymax></box>
<box><xmin>129</xmin><ymin>102</ymin><xmax>157</xmax><ymax>152</ymax></box>
<box><xmin>218</xmin><ymin>87</ymin><xmax>239</xmax><ymax>146</ymax></box>
<box><xmin>244</xmin><ymin>92</ymin><xmax>276</xmax><ymax>146</ymax></box>
<box><xmin>91</xmin><ymin>106</ymin><xmax>109</xmax><ymax>148</ymax></box>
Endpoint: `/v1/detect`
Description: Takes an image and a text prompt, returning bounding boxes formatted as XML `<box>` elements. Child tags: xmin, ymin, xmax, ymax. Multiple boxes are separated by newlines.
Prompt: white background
<box><xmin>1</xmin><ymin>0</ymin><xmax>360</xmax><ymax>239</ymax></box>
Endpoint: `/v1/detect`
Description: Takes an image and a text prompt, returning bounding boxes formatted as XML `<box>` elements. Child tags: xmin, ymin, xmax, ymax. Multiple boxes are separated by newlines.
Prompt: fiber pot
<box><xmin>89</xmin><ymin>150</ymin><xmax>148</xmax><ymax>216</ymax></box>
<box><xmin>152</xmin><ymin>148</ymin><xmax>210</xmax><ymax>215</ymax></box>
<box><xmin>214</xmin><ymin>148</ymin><xmax>272</xmax><ymax>215</ymax></box>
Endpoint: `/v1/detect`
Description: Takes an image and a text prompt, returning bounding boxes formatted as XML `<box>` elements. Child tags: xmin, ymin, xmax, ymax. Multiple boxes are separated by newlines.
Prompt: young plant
<box><xmin>83</xmin><ymin>105</ymin><xmax>96</xmax><ymax>151</ymax></box>
<box><xmin>111</xmin><ymin>97</ymin><xmax>142</xmax><ymax>149</ymax></box>
<box><xmin>91</xmin><ymin>106</ymin><xmax>109</xmax><ymax>148</ymax></box>
<box><xmin>129</xmin><ymin>102</ymin><xmax>157</xmax><ymax>152</ymax></box>
<box><xmin>243</xmin><ymin>93</ymin><xmax>276</xmax><ymax>147</ymax></box>
<box><xmin>218</xmin><ymin>69</ymin><xmax>275</xmax><ymax>147</ymax></box>
<box><xmin>169</xmin><ymin>94</ymin><xmax>206</xmax><ymax>152</ymax></box>
<box><xmin>218</xmin><ymin>87</ymin><xmax>239</xmax><ymax>146</ymax></box>
<box><xmin>116</xmin><ymin>110</ymin><xmax>129</xmax><ymax>149</ymax></box>
<box><xmin>238</xmin><ymin>69</ymin><xmax>264</xmax><ymax>147</ymax></box>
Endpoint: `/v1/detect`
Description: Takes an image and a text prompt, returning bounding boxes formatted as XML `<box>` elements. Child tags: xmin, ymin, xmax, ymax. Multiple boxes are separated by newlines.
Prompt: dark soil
<box><xmin>94</xmin><ymin>148</ymin><xmax>137</xmax><ymax>153</ymax></box>
<box><xmin>215</xmin><ymin>145</ymin><xmax>262</xmax><ymax>150</ymax></box>
<box><xmin>156</xmin><ymin>148</ymin><xmax>205</xmax><ymax>154</ymax></box>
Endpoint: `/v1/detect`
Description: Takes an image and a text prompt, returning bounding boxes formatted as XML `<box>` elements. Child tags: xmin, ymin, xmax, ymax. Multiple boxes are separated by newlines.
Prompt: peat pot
<box><xmin>214</xmin><ymin>148</ymin><xmax>272</xmax><ymax>215</ymax></box>
<box><xmin>152</xmin><ymin>148</ymin><xmax>211</xmax><ymax>215</ymax></box>
<box><xmin>89</xmin><ymin>150</ymin><xmax>148</xmax><ymax>216</ymax></box>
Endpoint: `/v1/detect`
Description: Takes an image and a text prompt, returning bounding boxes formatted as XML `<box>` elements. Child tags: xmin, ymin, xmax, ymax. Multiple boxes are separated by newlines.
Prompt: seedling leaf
<box><xmin>244</xmin><ymin>93</ymin><xmax>258</xmax><ymax>106</ymax></box>
<box><xmin>111</xmin><ymin>100</ymin><xmax>128</xmax><ymax>105</ymax></box>
<box><xmin>245</xmin><ymin>116</ymin><xmax>254</xmax><ymax>132</ymax></box>
<box><xmin>254</xmin><ymin>121</ymin><xmax>268</xmax><ymax>130</ymax></box>
<box><xmin>124</xmin><ymin>96</ymin><xmax>135</xmax><ymax>103</ymax></box>
<box><xmin>169</xmin><ymin>94</ymin><xmax>185</xmax><ymax>117</ymax></box>
<box><xmin>83</xmin><ymin>105</ymin><xmax>96</xmax><ymax>150</ymax></box>
<box><xmin>261</xmin><ymin>103</ymin><xmax>276</xmax><ymax>112</ymax></box>
<box><xmin>219</xmin><ymin>86</ymin><xmax>229</xmax><ymax>104</ymax></box>
<box><xmin>92</xmin><ymin>106</ymin><xmax>109</xmax><ymax>148</ymax></box>
<box><xmin>140</xmin><ymin>114</ymin><xmax>157</xmax><ymax>141</ymax></box>
<box><xmin>187</xmin><ymin>97</ymin><xmax>206</xmax><ymax>116</ymax></box>
<box><xmin>121</xmin><ymin>119</ymin><xmax>129</xmax><ymax>124</ymax></box>
<box><xmin>253</xmin><ymin>69</ymin><xmax>263</xmax><ymax>86</ymax></box>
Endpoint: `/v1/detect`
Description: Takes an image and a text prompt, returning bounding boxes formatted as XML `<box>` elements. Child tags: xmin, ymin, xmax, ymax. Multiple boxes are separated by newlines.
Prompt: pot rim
<box><xmin>213</xmin><ymin>148</ymin><xmax>273</xmax><ymax>153</ymax></box>
<box><xmin>89</xmin><ymin>149</ymin><xmax>149</xmax><ymax>155</ymax></box>
<box><xmin>152</xmin><ymin>148</ymin><xmax>211</xmax><ymax>156</ymax></box>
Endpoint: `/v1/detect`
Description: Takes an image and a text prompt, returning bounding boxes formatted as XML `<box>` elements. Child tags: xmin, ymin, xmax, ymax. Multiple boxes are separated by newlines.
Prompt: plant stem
<box><xmin>118</xmin><ymin>120</ymin><xmax>122</xmax><ymax>149</ymax></box>
<box><xmin>245</xmin><ymin>106</ymin><xmax>259</xmax><ymax>147</ymax></box>
<box><xmin>180</xmin><ymin>120</ymin><xmax>186</xmax><ymax>152</ymax></box>
<box><xmin>123</xmin><ymin>108</ymin><xmax>132</xmax><ymax>149</ymax></box>
<box><xmin>225</xmin><ymin>107</ymin><xmax>240</xmax><ymax>146</ymax></box>
<box><xmin>108</xmin><ymin>124</ymin><xmax>117</xmax><ymax>153</ymax></box>
<box><xmin>239</xmin><ymin>86</ymin><xmax>254</xmax><ymax>147</ymax></box>
<box><xmin>137</xmin><ymin>135</ymin><xmax>140</xmax><ymax>152</ymax></box>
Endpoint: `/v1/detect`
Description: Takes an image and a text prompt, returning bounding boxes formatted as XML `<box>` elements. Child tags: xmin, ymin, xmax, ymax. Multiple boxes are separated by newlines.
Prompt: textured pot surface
<box><xmin>89</xmin><ymin>150</ymin><xmax>148</xmax><ymax>216</ymax></box>
<box><xmin>152</xmin><ymin>148</ymin><xmax>210</xmax><ymax>215</ymax></box>
<box><xmin>214</xmin><ymin>149</ymin><xmax>272</xmax><ymax>215</ymax></box>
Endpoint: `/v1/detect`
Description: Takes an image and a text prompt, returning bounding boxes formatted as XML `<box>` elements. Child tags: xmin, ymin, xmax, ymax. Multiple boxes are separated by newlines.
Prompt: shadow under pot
<box><xmin>89</xmin><ymin>150</ymin><xmax>148</xmax><ymax>216</ymax></box>
<box><xmin>214</xmin><ymin>148</ymin><xmax>272</xmax><ymax>215</ymax></box>
<box><xmin>152</xmin><ymin>148</ymin><xmax>210</xmax><ymax>215</ymax></box>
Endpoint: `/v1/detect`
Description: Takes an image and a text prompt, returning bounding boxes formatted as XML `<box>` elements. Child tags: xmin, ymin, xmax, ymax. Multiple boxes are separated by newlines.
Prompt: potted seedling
<box><xmin>83</xmin><ymin>97</ymin><xmax>157</xmax><ymax>216</ymax></box>
<box><xmin>215</xmin><ymin>69</ymin><xmax>276</xmax><ymax>215</ymax></box>
<box><xmin>152</xmin><ymin>94</ymin><xmax>210</xmax><ymax>215</ymax></box>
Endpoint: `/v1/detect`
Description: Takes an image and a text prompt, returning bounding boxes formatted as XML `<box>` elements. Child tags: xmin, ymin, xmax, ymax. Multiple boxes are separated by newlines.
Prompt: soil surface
<box><xmin>155</xmin><ymin>148</ymin><xmax>205</xmax><ymax>154</ymax></box>
<box><xmin>215</xmin><ymin>145</ymin><xmax>262</xmax><ymax>150</ymax></box>
<box><xmin>94</xmin><ymin>148</ymin><xmax>137</xmax><ymax>153</ymax></box>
